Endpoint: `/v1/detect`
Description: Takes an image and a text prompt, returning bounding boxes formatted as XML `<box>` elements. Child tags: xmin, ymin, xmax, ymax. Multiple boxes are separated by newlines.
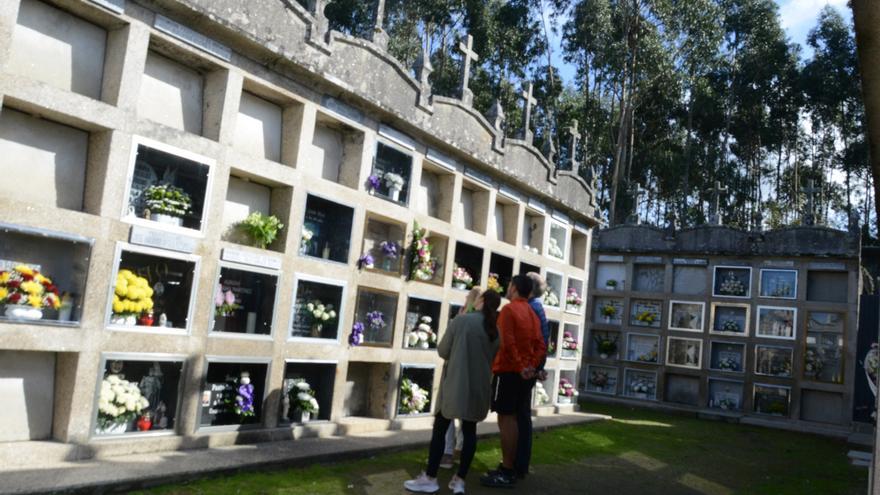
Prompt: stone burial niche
<box><xmin>198</xmin><ymin>360</ymin><xmax>268</xmax><ymax>429</ymax></box>
<box><xmin>280</xmin><ymin>361</ymin><xmax>336</xmax><ymax>424</ymax></box>
<box><xmin>343</xmin><ymin>361</ymin><xmax>391</xmax><ymax>420</ymax></box>
<box><xmin>290</xmin><ymin>277</ymin><xmax>345</xmax><ymax>340</ymax></box>
<box><xmin>309</xmin><ymin>111</ymin><xmax>366</xmax><ymax>188</ymax></box>
<box><xmin>300</xmin><ymin>194</ymin><xmax>354</xmax><ymax>263</ymax></box>
<box><xmin>452</xmin><ymin>242</ymin><xmax>484</xmax><ymax>291</ymax></box>
<box><xmin>361</xmin><ymin>214</ymin><xmax>407</xmax><ymax>275</ymax></box>
<box><xmin>457</xmin><ymin>179</ymin><xmax>491</xmax><ymax>235</ymax></box>
<box><xmin>125</xmin><ymin>140</ymin><xmax>212</xmax><ymax>232</ymax></box>
<box><xmin>221</xmin><ymin>173</ymin><xmax>293</xmax><ymax>252</ymax></box>
<box><xmin>353</xmin><ymin>287</ymin><xmax>398</xmax><ymax>346</ymax></box>
<box><xmin>488</xmin><ymin>253</ymin><xmax>514</xmax><ymax>296</ymax></box>
<box><xmin>211</xmin><ymin>264</ymin><xmax>278</xmax><ymax>336</ymax></box>
<box><xmin>533</xmin><ymin>368</ymin><xmax>557</xmax><ymax>408</ymax></box>
<box><xmin>0</xmin><ymin>223</ymin><xmax>92</xmax><ymax>325</ymax></box>
<box><xmin>397</xmin><ymin>365</ymin><xmax>435</xmax><ymax>417</ymax></box>
<box><xmin>402</xmin><ymin>297</ymin><xmax>442</xmax><ymax>351</ymax></box>
<box><xmin>92</xmin><ymin>356</ymin><xmax>184</xmax><ymax>436</ymax></box>
<box><xmin>371</xmin><ymin>141</ymin><xmax>413</xmax><ymax>205</ymax></box>
<box><xmin>107</xmin><ymin>244</ymin><xmax>198</xmax><ymax>332</ymax></box>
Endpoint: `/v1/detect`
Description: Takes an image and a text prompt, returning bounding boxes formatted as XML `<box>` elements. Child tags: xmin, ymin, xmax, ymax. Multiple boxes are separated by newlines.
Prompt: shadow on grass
<box><xmin>136</xmin><ymin>402</ymin><xmax>867</xmax><ymax>495</ymax></box>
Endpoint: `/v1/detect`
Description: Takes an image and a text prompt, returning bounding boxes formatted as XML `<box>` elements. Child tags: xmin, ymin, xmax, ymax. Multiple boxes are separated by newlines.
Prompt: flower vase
<box><xmin>390</xmin><ymin>187</ymin><xmax>401</xmax><ymax>202</ymax></box>
<box><xmin>558</xmin><ymin>396</ymin><xmax>572</xmax><ymax>405</ymax></box>
<box><xmin>292</xmin><ymin>409</ymin><xmax>311</xmax><ymax>423</ymax></box>
<box><xmin>58</xmin><ymin>305</ymin><xmax>73</xmax><ymax>322</ymax></box>
<box><xmin>322</xmin><ymin>244</ymin><xmax>331</xmax><ymax>259</ymax></box>
<box><xmin>96</xmin><ymin>421</ymin><xmax>130</xmax><ymax>435</ymax></box>
<box><xmin>599</xmin><ymin>353</ymin><xmax>609</xmax><ymax>359</ymax></box>
<box><xmin>4</xmin><ymin>306</ymin><xmax>43</xmax><ymax>320</ymax></box>
<box><xmin>124</xmin><ymin>314</ymin><xmax>137</xmax><ymax>326</ymax></box>
<box><xmin>152</xmin><ymin>213</ymin><xmax>183</xmax><ymax>227</ymax></box>
<box><xmin>604</xmin><ymin>316</ymin><xmax>611</xmax><ymax>324</ymax></box>
<box><xmin>453</xmin><ymin>282</ymin><xmax>467</xmax><ymax>290</ymax></box>
<box><xmin>310</xmin><ymin>324</ymin><xmax>322</xmax><ymax>338</ymax></box>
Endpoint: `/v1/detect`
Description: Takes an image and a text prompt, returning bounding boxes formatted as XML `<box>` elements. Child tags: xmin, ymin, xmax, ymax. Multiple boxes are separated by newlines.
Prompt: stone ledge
<box><xmin>0</xmin><ymin>412</ymin><xmax>606</xmax><ymax>495</ymax></box>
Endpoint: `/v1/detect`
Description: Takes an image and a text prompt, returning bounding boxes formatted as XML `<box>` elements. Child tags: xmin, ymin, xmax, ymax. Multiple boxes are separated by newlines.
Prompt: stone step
<box><xmin>848</xmin><ymin>449</ymin><xmax>872</xmax><ymax>468</ymax></box>
<box><xmin>336</xmin><ymin>417</ymin><xmax>393</xmax><ymax>435</ymax></box>
<box><xmin>532</xmin><ymin>405</ymin><xmax>556</xmax><ymax>417</ymax></box>
<box><xmin>0</xmin><ymin>440</ymin><xmax>87</xmax><ymax>469</ymax></box>
<box><xmin>555</xmin><ymin>403</ymin><xmax>580</xmax><ymax>415</ymax></box>
<box><xmin>391</xmin><ymin>414</ymin><xmax>435</xmax><ymax>431</ymax></box>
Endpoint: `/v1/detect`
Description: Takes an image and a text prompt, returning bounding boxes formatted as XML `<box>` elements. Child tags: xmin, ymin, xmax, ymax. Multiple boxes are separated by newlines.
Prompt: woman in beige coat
<box><xmin>405</xmin><ymin>290</ymin><xmax>501</xmax><ymax>495</ymax></box>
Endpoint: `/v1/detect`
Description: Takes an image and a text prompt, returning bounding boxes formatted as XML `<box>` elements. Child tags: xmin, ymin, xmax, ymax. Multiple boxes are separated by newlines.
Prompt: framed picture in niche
<box><xmin>805</xmin><ymin>311</ymin><xmax>844</xmax><ymax>383</ymax></box>
<box><xmin>707</xmin><ymin>379</ymin><xmax>743</xmax><ymax>412</ymax></box>
<box><xmin>300</xmin><ymin>195</ymin><xmax>354</xmax><ymax>263</ymax></box>
<box><xmin>585</xmin><ymin>365</ymin><xmax>617</xmax><ymax>395</ymax></box>
<box><xmin>754</xmin><ymin>345</ymin><xmax>793</xmax><ymax>377</ymax></box>
<box><xmin>370</xmin><ymin>141</ymin><xmax>413</xmax><ymax>204</ymax></box>
<box><xmin>709</xmin><ymin>303</ymin><xmax>749</xmax><ymax>336</ymax></box>
<box><xmin>630</xmin><ymin>299</ymin><xmax>662</xmax><ymax>328</ymax></box>
<box><xmin>759</xmin><ymin>269</ymin><xmax>797</xmax><ymax>299</ymax></box>
<box><xmin>626</xmin><ymin>333</ymin><xmax>660</xmax><ymax>363</ymax></box>
<box><xmin>666</xmin><ymin>336</ymin><xmax>703</xmax><ymax>369</ymax></box>
<box><xmin>623</xmin><ymin>369</ymin><xmax>657</xmax><ymax>400</ymax></box>
<box><xmin>712</xmin><ymin>266</ymin><xmax>751</xmax><ymax>298</ymax></box>
<box><xmin>594</xmin><ymin>298</ymin><xmax>624</xmax><ymax>326</ymax></box>
<box><xmin>753</xmin><ymin>384</ymin><xmax>790</xmax><ymax>417</ymax></box>
<box><xmin>756</xmin><ymin>306</ymin><xmax>796</xmax><ymax>340</ymax></box>
<box><xmin>708</xmin><ymin>341</ymin><xmax>745</xmax><ymax>373</ymax></box>
<box><xmin>668</xmin><ymin>300</ymin><xmax>705</xmax><ymax>332</ymax></box>
<box><xmin>290</xmin><ymin>276</ymin><xmax>345</xmax><ymax>340</ymax></box>
<box><xmin>633</xmin><ymin>264</ymin><xmax>664</xmax><ymax>292</ymax></box>
<box><xmin>212</xmin><ymin>264</ymin><xmax>278</xmax><ymax>336</ymax></box>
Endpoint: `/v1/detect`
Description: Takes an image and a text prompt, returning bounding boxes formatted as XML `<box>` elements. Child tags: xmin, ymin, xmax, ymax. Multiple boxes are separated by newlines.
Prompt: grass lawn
<box><xmin>137</xmin><ymin>402</ymin><xmax>867</xmax><ymax>495</ymax></box>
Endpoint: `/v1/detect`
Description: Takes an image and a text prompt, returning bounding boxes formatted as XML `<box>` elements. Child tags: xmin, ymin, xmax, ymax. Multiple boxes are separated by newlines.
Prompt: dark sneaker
<box><xmin>515</xmin><ymin>470</ymin><xmax>528</xmax><ymax>480</ymax></box>
<box><xmin>479</xmin><ymin>468</ymin><xmax>516</xmax><ymax>488</ymax></box>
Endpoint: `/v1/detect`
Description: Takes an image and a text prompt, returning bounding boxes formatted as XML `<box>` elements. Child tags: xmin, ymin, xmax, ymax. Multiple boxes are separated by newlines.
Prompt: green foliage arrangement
<box><xmin>239</xmin><ymin>212</ymin><xmax>284</xmax><ymax>249</ymax></box>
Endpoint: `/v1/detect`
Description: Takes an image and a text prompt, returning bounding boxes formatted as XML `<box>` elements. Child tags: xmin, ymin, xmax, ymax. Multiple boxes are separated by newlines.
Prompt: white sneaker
<box><xmin>404</xmin><ymin>472</ymin><xmax>440</xmax><ymax>493</ymax></box>
<box><xmin>448</xmin><ymin>476</ymin><xmax>466</xmax><ymax>494</ymax></box>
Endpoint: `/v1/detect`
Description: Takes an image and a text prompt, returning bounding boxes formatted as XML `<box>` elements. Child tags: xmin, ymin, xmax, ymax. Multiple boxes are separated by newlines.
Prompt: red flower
<box><xmin>8</xmin><ymin>293</ymin><xmax>21</xmax><ymax>303</ymax></box>
<box><xmin>7</xmin><ymin>280</ymin><xmax>20</xmax><ymax>289</ymax></box>
<box><xmin>20</xmin><ymin>273</ymin><xmax>33</xmax><ymax>281</ymax></box>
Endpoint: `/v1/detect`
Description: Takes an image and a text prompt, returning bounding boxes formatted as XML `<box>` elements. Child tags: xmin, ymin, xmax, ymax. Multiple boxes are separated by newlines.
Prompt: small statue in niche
<box><xmin>280</xmin><ymin>380</ymin><xmax>292</xmax><ymax>421</ymax></box>
<box><xmin>109</xmin><ymin>360</ymin><xmax>125</xmax><ymax>378</ymax></box>
<box><xmin>154</xmin><ymin>401</ymin><xmax>168</xmax><ymax>429</ymax></box>
<box><xmin>138</xmin><ymin>362</ymin><xmax>164</xmax><ymax>413</ymax></box>
<box><xmin>158</xmin><ymin>313</ymin><xmax>168</xmax><ymax>327</ymax></box>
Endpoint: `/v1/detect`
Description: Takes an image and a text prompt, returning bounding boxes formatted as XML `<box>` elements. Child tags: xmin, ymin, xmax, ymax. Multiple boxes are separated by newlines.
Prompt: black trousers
<box><xmin>426</xmin><ymin>413</ymin><xmax>477</xmax><ymax>478</ymax></box>
<box><xmin>514</xmin><ymin>378</ymin><xmax>536</xmax><ymax>475</ymax></box>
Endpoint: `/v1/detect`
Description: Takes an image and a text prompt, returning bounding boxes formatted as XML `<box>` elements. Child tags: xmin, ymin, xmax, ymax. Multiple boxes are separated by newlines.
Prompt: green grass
<box><xmin>137</xmin><ymin>402</ymin><xmax>867</xmax><ymax>495</ymax></box>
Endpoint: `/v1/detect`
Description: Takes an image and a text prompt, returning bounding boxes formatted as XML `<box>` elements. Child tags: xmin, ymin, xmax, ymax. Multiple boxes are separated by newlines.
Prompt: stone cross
<box><xmin>413</xmin><ymin>41</ymin><xmax>433</xmax><ymax>111</ymax></box>
<box><xmin>371</xmin><ymin>0</ymin><xmax>389</xmax><ymax>49</ymax></box>
<box><xmin>626</xmin><ymin>182</ymin><xmax>646</xmax><ymax>225</ymax></box>
<box><xmin>458</xmin><ymin>34</ymin><xmax>479</xmax><ymax>106</ymax></box>
<box><xmin>706</xmin><ymin>180</ymin><xmax>728</xmax><ymax>225</ymax></box>
<box><xmin>567</xmin><ymin>120</ymin><xmax>580</xmax><ymax>171</ymax></box>
<box><xmin>802</xmin><ymin>179</ymin><xmax>818</xmax><ymax>226</ymax></box>
<box><xmin>486</xmin><ymin>99</ymin><xmax>505</xmax><ymax>151</ymax></box>
<box><xmin>519</xmin><ymin>82</ymin><xmax>537</xmax><ymax>144</ymax></box>
<box><xmin>304</xmin><ymin>0</ymin><xmax>329</xmax><ymax>50</ymax></box>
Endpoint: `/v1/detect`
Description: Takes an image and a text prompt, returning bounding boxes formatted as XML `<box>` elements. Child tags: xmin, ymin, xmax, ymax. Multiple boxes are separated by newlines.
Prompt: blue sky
<box><xmin>550</xmin><ymin>0</ymin><xmax>853</xmax><ymax>86</ymax></box>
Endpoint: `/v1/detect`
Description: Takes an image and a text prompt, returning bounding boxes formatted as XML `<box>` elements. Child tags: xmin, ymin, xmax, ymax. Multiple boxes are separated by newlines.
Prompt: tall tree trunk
<box><xmin>852</xmin><ymin>0</ymin><xmax>880</xmax><ymax>234</ymax></box>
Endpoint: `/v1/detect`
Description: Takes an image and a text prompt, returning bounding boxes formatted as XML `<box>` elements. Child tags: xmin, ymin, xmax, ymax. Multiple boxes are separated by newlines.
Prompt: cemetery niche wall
<box><xmin>584</xmin><ymin>224</ymin><xmax>860</xmax><ymax>433</ymax></box>
<box><xmin>0</xmin><ymin>0</ymin><xmax>597</xmax><ymax>460</ymax></box>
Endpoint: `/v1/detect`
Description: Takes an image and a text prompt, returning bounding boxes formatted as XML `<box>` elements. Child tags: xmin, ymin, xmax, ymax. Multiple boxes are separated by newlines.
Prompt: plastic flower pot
<box><xmin>96</xmin><ymin>421</ymin><xmax>130</xmax><ymax>435</ymax></box>
<box><xmin>453</xmin><ymin>282</ymin><xmax>467</xmax><ymax>290</ymax></box>
<box><xmin>390</xmin><ymin>187</ymin><xmax>401</xmax><ymax>202</ymax></box>
<box><xmin>4</xmin><ymin>306</ymin><xmax>43</xmax><ymax>320</ymax></box>
<box><xmin>292</xmin><ymin>410</ymin><xmax>311</xmax><ymax>423</ymax></box>
<box><xmin>152</xmin><ymin>213</ymin><xmax>183</xmax><ymax>227</ymax></box>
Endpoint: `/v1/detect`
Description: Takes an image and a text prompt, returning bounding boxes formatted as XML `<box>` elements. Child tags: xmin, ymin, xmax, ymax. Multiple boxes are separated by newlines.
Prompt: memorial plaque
<box><xmin>708</xmin><ymin>379</ymin><xmax>743</xmax><ymax>411</ymax></box>
<box><xmin>626</xmin><ymin>334</ymin><xmax>659</xmax><ymax>363</ymax></box>
<box><xmin>89</xmin><ymin>0</ymin><xmax>125</xmax><ymax>13</ymax></box>
<box><xmin>756</xmin><ymin>306</ymin><xmax>796</xmax><ymax>340</ymax></box>
<box><xmin>129</xmin><ymin>226</ymin><xmax>197</xmax><ymax>253</ymax></box>
<box><xmin>154</xmin><ymin>15</ymin><xmax>232</xmax><ymax>61</ymax></box>
<box><xmin>321</xmin><ymin>96</ymin><xmax>365</xmax><ymax>124</ymax></box>
<box><xmin>378</xmin><ymin>124</ymin><xmax>416</xmax><ymax>151</ymax></box>
<box><xmin>586</xmin><ymin>366</ymin><xmax>617</xmax><ymax>395</ymax></box>
<box><xmin>753</xmin><ymin>384</ymin><xmax>790</xmax><ymax>417</ymax></box>
<box><xmin>222</xmin><ymin>248</ymin><xmax>282</xmax><ymax>271</ymax></box>
<box><xmin>666</xmin><ymin>337</ymin><xmax>702</xmax><ymax>369</ymax></box>
<box><xmin>630</xmin><ymin>300</ymin><xmax>662</xmax><ymax>328</ymax></box>
<box><xmin>673</xmin><ymin>258</ymin><xmax>707</xmax><ymax>266</ymax></box>
<box><xmin>755</xmin><ymin>345</ymin><xmax>793</xmax><ymax>377</ymax></box>
<box><xmin>668</xmin><ymin>301</ymin><xmax>705</xmax><ymax>332</ymax></box>
<box><xmin>709</xmin><ymin>342</ymin><xmax>745</xmax><ymax>372</ymax></box>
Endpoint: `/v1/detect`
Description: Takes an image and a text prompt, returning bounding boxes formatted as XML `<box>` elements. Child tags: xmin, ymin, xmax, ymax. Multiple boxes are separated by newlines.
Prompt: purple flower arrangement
<box><xmin>380</xmin><ymin>241</ymin><xmax>401</xmax><ymax>259</ymax></box>
<box><xmin>350</xmin><ymin>321</ymin><xmax>365</xmax><ymax>346</ymax></box>
<box><xmin>367</xmin><ymin>174</ymin><xmax>381</xmax><ymax>192</ymax></box>
<box><xmin>357</xmin><ymin>253</ymin><xmax>375</xmax><ymax>270</ymax></box>
<box><xmin>366</xmin><ymin>310</ymin><xmax>386</xmax><ymax>329</ymax></box>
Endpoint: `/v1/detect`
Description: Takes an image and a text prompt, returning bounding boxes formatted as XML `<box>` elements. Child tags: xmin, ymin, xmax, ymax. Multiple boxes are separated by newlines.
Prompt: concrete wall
<box><xmin>8</xmin><ymin>0</ymin><xmax>106</xmax><ymax>100</ymax></box>
<box><xmin>0</xmin><ymin>108</ymin><xmax>89</xmax><ymax>211</ymax></box>
<box><xmin>233</xmin><ymin>91</ymin><xmax>282</xmax><ymax>162</ymax></box>
<box><xmin>137</xmin><ymin>51</ymin><xmax>203</xmax><ymax>134</ymax></box>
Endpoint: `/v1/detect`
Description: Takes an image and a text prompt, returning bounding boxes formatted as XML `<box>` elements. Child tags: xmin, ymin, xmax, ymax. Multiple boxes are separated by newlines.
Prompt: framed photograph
<box><xmin>753</xmin><ymin>384</ymin><xmax>791</xmax><ymax>417</ymax></box>
<box><xmin>754</xmin><ymin>345</ymin><xmax>793</xmax><ymax>377</ymax></box>
<box><xmin>807</xmin><ymin>311</ymin><xmax>845</xmax><ymax>333</ymax></box>
<box><xmin>623</xmin><ymin>368</ymin><xmax>657</xmax><ymax>400</ymax></box>
<box><xmin>708</xmin><ymin>341</ymin><xmax>745</xmax><ymax>373</ymax></box>
<box><xmin>666</xmin><ymin>336</ymin><xmax>703</xmax><ymax>369</ymax></box>
<box><xmin>668</xmin><ymin>300</ymin><xmax>705</xmax><ymax>332</ymax></box>
<box><xmin>759</xmin><ymin>269</ymin><xmax>797</xmax><ymax>299</ymax></box>
<box><xmin>804</xmin><ymin>330</ymin><xmax>844</xmax><ymax>383</ymax></box>
<box><xmin>594</xmin><ymin>297</ymin><xmax>624</xmax><ymax>326</ymax></box>
<box><xmin>626</xmin><ymin>333</ymin><xmax>660</xmax><ymax>363</ymax></box>
<box><xmin>630</xmin><ymin>299</ymin><xmax>662</xmax><ymax>328</ymax></box>
<box><xmin>707</xmin><ymin>379</ymin><xmax>743</xmax><ymax>411</ymax></box>
<box><xmin>585</xmin><ymin>365</ymin><xmax>617</xmax><ymax>395</ymax></box>
<box><xmin>709</xmin><ymin>303</ymin><xmax>750</xmax><ymax>336</ymax></box>
<box><xmin>712</xmin><ymin>266</ymin><xmax>752</xmax><ymax>298</ymax></box>
<box><xmin>756</xmin><ymin>306</ymin><xmax>796</xmax><ymax>340</ymax></box>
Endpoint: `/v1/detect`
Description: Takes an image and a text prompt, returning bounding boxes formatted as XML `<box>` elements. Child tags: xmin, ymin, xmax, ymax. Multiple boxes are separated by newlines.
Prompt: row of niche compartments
<box><xmin>582</xmin><ymin>366</ymin><xmax>846</xmax><ymax>424</ymax></box>
<box><xmin>590</xmin><ymin>298</ymin><xmax>840</xmax><ymax>341</ymax></box>
<box><xmin>0</xmin><ymin>221</ymin><xmax>586</xmax><ymax>329</ymax></box>
<box><xmin>594</xmin><ymin>261</ymin><xmax>850</xmax><ymax>304</ymax></box>
<box><xmin>585</xmin><ymin>330</ymin><xmax>843</xmax><ymax>384</ymax></box>
<box><xmin>0</xmin><ymin>106</ymin><xmax>590</xmax><ymax>270</ymax></box>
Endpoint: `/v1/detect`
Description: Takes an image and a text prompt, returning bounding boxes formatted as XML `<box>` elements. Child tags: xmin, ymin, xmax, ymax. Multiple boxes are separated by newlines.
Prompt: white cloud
<box><xmin>778</xmin><ymin>0</ymin><xmax>848</xmax><ymax>31</ymax></box>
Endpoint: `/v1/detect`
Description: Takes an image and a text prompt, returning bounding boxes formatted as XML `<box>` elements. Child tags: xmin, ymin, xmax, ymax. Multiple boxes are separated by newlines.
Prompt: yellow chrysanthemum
<box><xmin>118</xmin><ymin>269</ymin><xmax>133</xmax><ymax>279</ymax></box>
<box><xmin>15</xmin><ymin>265</ymin><xmax>34</xmax><ymax>277</ymax></box>
<box><xmin>35</xmin><ymin>274</ymin><xmax>47</xmax><ymax>284</ymax></box>
<box><xmin>112</xmin><ymin>300</ymin><xmax>124</xmax><ymax>313</ymax></box>
<box><xmin>21</xmin><ymin>281</ymin><xmax>43</xmax><ymax>296</ymax></box>
<box><xmin>144</xmin><ymin>299</ymin><xmax>154</xmax><ymax>310</ymax></box>
<box><xmin>27</xmin><ymin>295</ymin><xmax>42</xmax><ymax>308</ymax></box>
<box><xmin>145</xmin><ymin>286</ymin><xmax>154</xmax><ymax>298</ymax></box>
<box><xmin>0</xmin><ymin>271</ymin><xmax>10</xmax><ymax>284</ymax></box>
<box><xmin>0</xmin><ymin>287</ymin><xmax>7</xmax><ymax>301</ymax></box>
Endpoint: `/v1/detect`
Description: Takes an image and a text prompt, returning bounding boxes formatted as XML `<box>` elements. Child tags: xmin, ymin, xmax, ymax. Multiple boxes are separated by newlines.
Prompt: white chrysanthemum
<box><xmin>310</xmin><ymin>398</ymin><xmax>319</xmax><ymax>410</ymax></box>
<box><xmin>296</xmin><ymin>381</ymin><xmax>311</xmax><ymax>391</ymax></box>
<box><xmin>407</xmin><ymin>332</ymin><xmax>420</xmax><ymax>346</ymax></box>
<box><xmin>297</xmin><ymin>392</ymin><xmax>312</xmax><ymax>402</ymax></box>
<box><xmin>321</xmin><ymin>313</ymin><xmax>330</xmax><ymax>321</ymax></box>
<box><xmin>421</xmin><ymin>316</ymin><xmax>432</xmax><ymax>323</ymax></box>
<box><xmin>306</xmin><ymin>303</ymin><xmax>314</xmax><ymax>311</ymax></box>
<box><xmin>418</xmin><ymin>323</ymin><xmax>432</xmax><ymax>332</ymax></box>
